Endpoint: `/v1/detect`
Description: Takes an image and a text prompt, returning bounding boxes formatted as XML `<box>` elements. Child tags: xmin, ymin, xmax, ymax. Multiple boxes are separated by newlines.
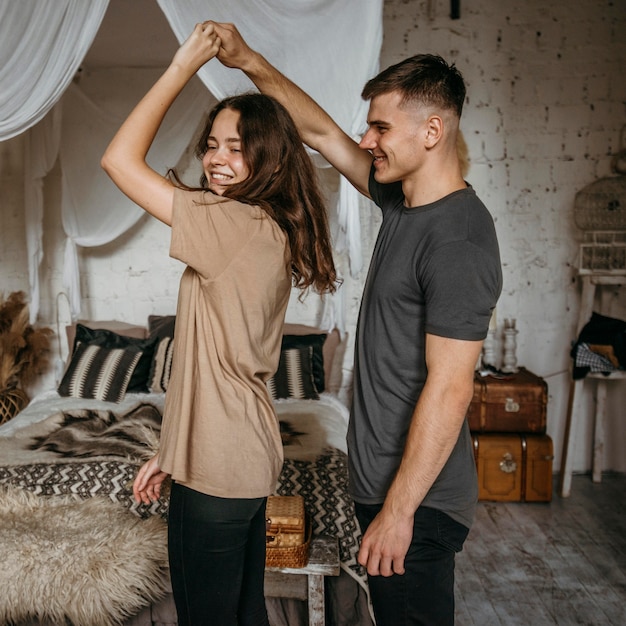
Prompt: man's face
<box><xmin>359</xmin><ymin>91</ymin><xmax>428</xmax><ymax>185</ymax></box>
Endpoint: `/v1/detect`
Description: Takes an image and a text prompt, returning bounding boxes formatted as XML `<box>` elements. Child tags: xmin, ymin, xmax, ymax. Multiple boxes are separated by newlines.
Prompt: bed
<box><xmin>0</xmin><ymin>318</ymin><xmax>373</xmax><ymax>626</ymax></box>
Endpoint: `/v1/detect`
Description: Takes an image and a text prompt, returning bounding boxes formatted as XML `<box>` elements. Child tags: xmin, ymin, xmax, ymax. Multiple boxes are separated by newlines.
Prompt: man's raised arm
<box><xmin>213</xmin><ymin>21</ymin><xmax>373</xmax><ymax>197</ymax></box>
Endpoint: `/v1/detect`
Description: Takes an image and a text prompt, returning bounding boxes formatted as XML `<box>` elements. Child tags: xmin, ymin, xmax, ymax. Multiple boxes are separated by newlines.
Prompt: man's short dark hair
<box><xmin>362</xmin><ymin>54</ymin><xmax>466</xmax><ymax>117</ymax></box>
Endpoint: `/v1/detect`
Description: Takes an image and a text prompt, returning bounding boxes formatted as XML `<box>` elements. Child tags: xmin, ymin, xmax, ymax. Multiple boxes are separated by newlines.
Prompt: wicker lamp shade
<box><xmin>574</xmin><ymin>176</ymin><xmax>626</xmax><ymax>231</ymax></box>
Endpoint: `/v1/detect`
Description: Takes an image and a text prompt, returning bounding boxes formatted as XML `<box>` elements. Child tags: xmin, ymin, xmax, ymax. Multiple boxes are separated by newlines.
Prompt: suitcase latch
<box><xmin>499</xmin><ymin>452</ymin><xmax>517</xmax><ymax>473</ymax></box>
<box><xmin>504</xmin><ymin>397</ymin><xmax>520</xmax><ymax>413</ymax></box>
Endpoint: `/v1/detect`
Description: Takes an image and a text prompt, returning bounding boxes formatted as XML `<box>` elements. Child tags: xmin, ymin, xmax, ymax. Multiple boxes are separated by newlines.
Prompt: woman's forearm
<box><xmin>101</xmin><ymin>22</ymin><xmax>220</xmax><ymax>224</ymax></box>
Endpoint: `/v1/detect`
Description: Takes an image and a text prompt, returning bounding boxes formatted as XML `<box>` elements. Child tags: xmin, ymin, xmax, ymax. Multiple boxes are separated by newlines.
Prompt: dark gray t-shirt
<box><xmin>347</xmin><ymin>170</ymin><xmax>502</xmax><ymax>528</ymax></box>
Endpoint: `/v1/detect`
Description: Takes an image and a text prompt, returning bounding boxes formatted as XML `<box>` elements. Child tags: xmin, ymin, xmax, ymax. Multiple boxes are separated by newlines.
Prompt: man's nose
<box><xmin>359</xmin><ymin>129</ymin><xmax>376</xmax><ymax>150</ymax></box>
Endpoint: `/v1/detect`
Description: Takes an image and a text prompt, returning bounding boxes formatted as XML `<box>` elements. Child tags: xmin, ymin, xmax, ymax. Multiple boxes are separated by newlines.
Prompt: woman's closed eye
<box><xmin>205</xmin><ymin>144</ymin><xmax>241</xmax><ymax>153</ymax></box>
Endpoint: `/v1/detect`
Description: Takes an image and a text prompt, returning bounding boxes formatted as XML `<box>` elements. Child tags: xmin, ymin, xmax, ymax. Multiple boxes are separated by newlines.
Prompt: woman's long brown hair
<box><xmin>170</xmin><ymin>93</ymin><xmax>338</xmax><ymax>296</ymax></box>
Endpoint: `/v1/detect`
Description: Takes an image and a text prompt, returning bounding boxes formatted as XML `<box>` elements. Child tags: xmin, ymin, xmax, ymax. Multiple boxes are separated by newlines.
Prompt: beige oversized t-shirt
<box><xmin>158</xmin><ymin>189</ymin><xmax>291</xmax><ymax>498</ymax></box>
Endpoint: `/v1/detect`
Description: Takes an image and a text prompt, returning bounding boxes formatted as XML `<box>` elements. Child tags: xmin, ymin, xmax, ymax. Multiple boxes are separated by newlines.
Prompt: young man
<box><xmin>213</xmin><ymin>22</ymin><xmax>502</xmax><ymax>625</ymax></box>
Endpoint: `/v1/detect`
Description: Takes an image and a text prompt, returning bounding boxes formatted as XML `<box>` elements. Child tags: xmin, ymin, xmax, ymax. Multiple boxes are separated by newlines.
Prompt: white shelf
<box><xmin>587</xmin><ymin>370</ymin><xmax>626</xmax><ymax>380</ymax></box>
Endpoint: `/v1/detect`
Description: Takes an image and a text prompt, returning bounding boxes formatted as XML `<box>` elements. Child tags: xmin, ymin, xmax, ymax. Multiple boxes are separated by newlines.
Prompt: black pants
<box><xmin>355</xmin><ymin>503</ymin><xmax>469</xmax><ymax>626</ymax></box>
<box><xmin>168</xmin><ymin>482</ymin><xmax>269</xmax><ymax>626</ymax></box>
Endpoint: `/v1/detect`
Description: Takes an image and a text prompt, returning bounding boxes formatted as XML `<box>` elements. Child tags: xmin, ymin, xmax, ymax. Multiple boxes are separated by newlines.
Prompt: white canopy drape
<box><xmin>24</xmin><ymin>108</ymin><xmax>62</xmax><ymax>325</ymax></box>
<box><xmin>59</xmin><ymin>75</ymin><xmax>210</xmax><ymax>317</ymax></box>
<box><xmin>0</xmin><ymin>0</ymin><xmax>109</xmax><ymax>141</ymax></box>
<box><xmin>5</xmin><ymin>0</ymin><xmax>382</xmax><ymax>323</ymax></box>
<box><xmin>1</xmin><ymin>0</ymin><xmax>109</xmax><ymax>322</ymax></box>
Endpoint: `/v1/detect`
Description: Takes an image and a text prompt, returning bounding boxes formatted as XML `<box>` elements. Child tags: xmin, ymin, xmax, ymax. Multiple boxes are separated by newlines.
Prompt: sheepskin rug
<box><xmin>0</xmin><ymin>486</ymin><xmax>169</xmax><ymax>626</ymax></box>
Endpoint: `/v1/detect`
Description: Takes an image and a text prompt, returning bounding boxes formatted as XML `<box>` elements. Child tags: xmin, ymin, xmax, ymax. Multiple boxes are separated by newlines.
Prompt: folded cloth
<box><xmin>571</xmin><ymin>312</ymin><xmax>626</xmax><ymax>379</ymax></box>
<box><xmin>587</xmin><ymin>343</ymin><xmax>620</xmax><ymax>367</ymax></box>
<box><xmin>573</xmin><ymin>342</ymin><xmax>618</xmax><ymax>377</ymax></box>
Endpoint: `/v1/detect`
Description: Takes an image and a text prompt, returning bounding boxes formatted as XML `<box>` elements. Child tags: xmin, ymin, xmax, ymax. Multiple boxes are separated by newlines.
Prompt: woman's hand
<box><xmin>133</xmin><ymin>453</ymin><xmax>169</xmax><ymax>505</ymax></box>
<box><xmin>171</xmin><ymin>21</ymin><xmax>221</xmax><ymax>75</ymax></box>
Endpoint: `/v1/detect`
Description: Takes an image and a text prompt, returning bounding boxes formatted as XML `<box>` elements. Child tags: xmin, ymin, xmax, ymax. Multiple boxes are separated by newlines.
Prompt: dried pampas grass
<box><xmin>0</xmin><ymin>486</ymin><xmax>169</xmax><ymax>626</ymax></box>
<box><xmin>0</xmin><ymin>291</ymin><xmax>52</xmax><ymax>390</ymax></box>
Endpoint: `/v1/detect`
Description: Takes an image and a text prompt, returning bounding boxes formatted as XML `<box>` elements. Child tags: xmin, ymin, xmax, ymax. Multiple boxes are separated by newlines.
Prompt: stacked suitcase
<box><xmin>467</xmin><ymin>367</ymin><xmax>554</xmax><ymax>502</ymax></box>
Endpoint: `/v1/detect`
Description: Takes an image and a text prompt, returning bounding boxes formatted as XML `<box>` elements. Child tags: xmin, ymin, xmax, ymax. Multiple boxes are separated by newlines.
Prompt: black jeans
<box><xmin>355</xmin><ymin>503</ymin><xmax>469</xmax><ymax>626</ymax></box>
<box><xmin>168</xmin><ymin>482</ymin><xmax>269</xmax><ymax>626</ymax></box>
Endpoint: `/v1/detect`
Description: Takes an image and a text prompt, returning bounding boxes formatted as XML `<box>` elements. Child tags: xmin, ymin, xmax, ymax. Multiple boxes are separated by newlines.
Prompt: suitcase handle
<box><xmin>499</xmin><ymin>452</ymin><xmax>517</xmax><ymax>473</ymax></box>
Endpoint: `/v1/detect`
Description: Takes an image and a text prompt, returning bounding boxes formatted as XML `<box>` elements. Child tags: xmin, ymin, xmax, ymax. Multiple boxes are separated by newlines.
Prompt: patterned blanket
<box><xmin>0</xmin><ymin>459</ymin><xmax>167</xmax><ymax>518</ymax></box>
<box><xmin>277</xmin><ymin>449</ymin><xmax>366</xmax><ymax>587</ymax></box>
<box><xmin>0</xmin><ymin>397</ymin><xmax>367</xmax><ymax>591</ymax></box>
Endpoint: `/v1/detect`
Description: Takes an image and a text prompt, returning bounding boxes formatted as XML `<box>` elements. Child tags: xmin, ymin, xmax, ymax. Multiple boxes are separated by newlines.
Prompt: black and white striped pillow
<box><xmin>148</xmin><ymin>336</ymin><xmax>174</xmax><ymax>393</ymax></box>
<box><xmin>58</xmin><ymin>342</ymin><xmax>143</xmax><ymax>403</ymax></box>
<box><xmin>267</xmin><ymin>346</ymin><xmax>319</xmax><ymax>401</ymax></box>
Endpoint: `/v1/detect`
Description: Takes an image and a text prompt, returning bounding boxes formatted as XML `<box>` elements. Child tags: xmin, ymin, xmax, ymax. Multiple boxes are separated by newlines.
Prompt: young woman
<box><xmin>101</xmin><ymin>22</ymin><xmax>337</xmax><ymax>626</ymax></box>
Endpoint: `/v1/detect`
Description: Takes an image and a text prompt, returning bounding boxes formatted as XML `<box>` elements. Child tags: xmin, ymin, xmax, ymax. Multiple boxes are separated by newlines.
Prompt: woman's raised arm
<box><xmin>101</xmin><ymin>22</ymin><xmax>220</xmax><ymax>225</ymax></box>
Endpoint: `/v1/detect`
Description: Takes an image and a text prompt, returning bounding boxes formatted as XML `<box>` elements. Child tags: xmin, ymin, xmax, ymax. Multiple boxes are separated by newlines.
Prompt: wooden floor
<box><xmin>455</xmin><ymin>473</ymin><xmax>626</xmax><ymax>626</ymax></box>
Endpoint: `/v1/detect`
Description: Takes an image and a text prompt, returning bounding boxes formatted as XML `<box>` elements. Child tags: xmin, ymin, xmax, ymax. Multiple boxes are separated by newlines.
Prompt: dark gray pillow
<box><xmin>58</xmin><ymin>342</ymin><xmax>143</xmax><ymax>403</ymax></box>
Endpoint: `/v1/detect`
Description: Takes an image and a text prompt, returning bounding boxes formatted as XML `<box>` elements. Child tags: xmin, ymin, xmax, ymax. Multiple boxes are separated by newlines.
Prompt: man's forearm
<box><xmin>214</xmin><ymin>21</ymin><xmax>373</xmax><ymax>196</ymax></box>
<box><xmin>382</xmin><ymin>334</ymin><xmax>482</xmax><ymax>518</ymax></box>
<box><xmin>383</xmin><ymin>376</ymin><xmax>474</xmax><ymax>519</ymax></box>
<box><xmin>385</xmin><ymin>410</ymin><xmax>463</xmax><ymax>518</ymax></box>
<box><xmin>239</xmin><ymin>51</ymin><xmax>338</xmax><ymax>151</ymax></box>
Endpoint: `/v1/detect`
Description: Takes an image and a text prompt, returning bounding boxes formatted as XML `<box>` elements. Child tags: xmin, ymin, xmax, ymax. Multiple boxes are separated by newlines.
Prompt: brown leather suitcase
<box><xmin>472</xmin><ymin>433</ymin><xmax>554</xmax><ymax>502</ymax></box>
<box><xmin>467</xmin><ymin>367</ymin><xmax>548</xmax><ymax>433</ymax></box>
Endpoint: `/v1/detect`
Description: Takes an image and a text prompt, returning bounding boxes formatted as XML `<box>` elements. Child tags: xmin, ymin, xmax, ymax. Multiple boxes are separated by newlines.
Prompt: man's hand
<box><xmin>211</xmin><ymin>21</ymin><xmax>256</xmax><ymax>71</ymax></box>
<box><xmin>358</xmin><ymin>507</ymin><xmax>414</xmax><ymax>576</ymax></box>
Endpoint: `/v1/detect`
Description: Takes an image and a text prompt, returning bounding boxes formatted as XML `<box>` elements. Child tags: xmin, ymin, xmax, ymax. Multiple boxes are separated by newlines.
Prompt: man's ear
<box><xmin>424</xmin><ymin>115</ymin><xmax>444</xmax><ymax>148</ymax></box>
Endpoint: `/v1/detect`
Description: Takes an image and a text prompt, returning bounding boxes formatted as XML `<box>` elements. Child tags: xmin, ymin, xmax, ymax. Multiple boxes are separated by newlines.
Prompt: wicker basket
<box><xmin>266</xmin><ymin>495</ymin><xmax>306</xmax><ymax>547</ymax></box>
<box><xmin>265</xmin><ymin>495</ymin><xmax>310</xmax><ymax>568</ymax></box>
<box><xmin>0</xmin><ymin>387</ymin><xmax>29</xmax><ymax>426</ymax></box>
<box><xmin>265</xmin><ymin>518</ymin><xmax>311</xmax><ymax>569</ymax></box>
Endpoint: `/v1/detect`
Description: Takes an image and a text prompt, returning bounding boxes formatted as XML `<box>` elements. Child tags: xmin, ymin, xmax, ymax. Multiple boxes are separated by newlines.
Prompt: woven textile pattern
<box><xmin>58</xmin><ymin>343</ymin><xmax>142</xmax><ymax>403</ymax></box>
<box><xmin>275</xmin><ymin>448</ymin><xmax>366</xmax><ymax>588</ymax></box>
<box><xmin>0</xmin><ymin>460</ymin><xmax>168</xmax><ymax>519</ymax></box>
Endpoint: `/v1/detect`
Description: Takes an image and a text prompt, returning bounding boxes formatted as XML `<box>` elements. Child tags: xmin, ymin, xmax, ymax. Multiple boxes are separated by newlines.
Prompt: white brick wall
<box><xmin>1</xmin><ymin>0</ymin><xmax>625</xmax><ymax>472</ymax></box>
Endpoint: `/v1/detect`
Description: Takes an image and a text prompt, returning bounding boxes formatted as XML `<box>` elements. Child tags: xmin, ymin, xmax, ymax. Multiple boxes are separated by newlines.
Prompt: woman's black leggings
<box><xmin>167</xmin><ymin>482</ymin><xmax>270</xmax><ymax>626</ymax></box>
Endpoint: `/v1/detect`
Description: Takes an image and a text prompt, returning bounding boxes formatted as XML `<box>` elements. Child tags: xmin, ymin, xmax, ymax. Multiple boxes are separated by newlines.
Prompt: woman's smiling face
<box><xmin>202</xmin><ymin>108</ymin><xmax>250</xmax><ymax>195</ymax></box>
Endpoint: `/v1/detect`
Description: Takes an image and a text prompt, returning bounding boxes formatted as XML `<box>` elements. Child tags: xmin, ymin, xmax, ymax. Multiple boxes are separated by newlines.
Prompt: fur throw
<box><xmin>0</xmin><ymin>402</ymin><xmax>161</xmax><ymax>466</ymax></box>
<box><xmin>0</xmin><ymin>486</ymin><xmax>169</xmax><ymax>626</ymax></box>
<box><xmin>28</xmin><ymin>402</ymin><xmax>161</xmax><ymax>461</ymax></box>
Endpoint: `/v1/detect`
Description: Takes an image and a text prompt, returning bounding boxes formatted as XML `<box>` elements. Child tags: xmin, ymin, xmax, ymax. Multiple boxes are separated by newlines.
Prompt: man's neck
<box><xmin>401</xmin><ymin>163</ymin><xmax>466</xmax><ymax>208</ymax></box>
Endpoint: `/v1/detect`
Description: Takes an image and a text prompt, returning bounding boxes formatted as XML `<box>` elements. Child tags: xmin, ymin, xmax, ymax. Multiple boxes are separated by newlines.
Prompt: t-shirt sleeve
<box><xmin>170</xmin><ymin>188</ymin><xmax>256</xmax><ymax>279</ymax></box>
<box><xmin>368</xmin><ymin>165</ymin><xmax>403</xmax><ymax>214</ymax></box>
<box><xmin>422</xmin><ymin>239</ymin><xmax>501</xmax><ymax>341</ymax></box>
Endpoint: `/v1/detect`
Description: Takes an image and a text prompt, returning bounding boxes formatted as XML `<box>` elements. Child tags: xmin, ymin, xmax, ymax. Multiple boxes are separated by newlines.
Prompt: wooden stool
<box><xmin>559</xmin><ymin>273</ymin><xmax>625</xmax><ymax>497</ymax></box>
<box><xmin>265</xmin><ymin>534</ymin><xmax>340</xmax><ymax>626</ymax></box>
